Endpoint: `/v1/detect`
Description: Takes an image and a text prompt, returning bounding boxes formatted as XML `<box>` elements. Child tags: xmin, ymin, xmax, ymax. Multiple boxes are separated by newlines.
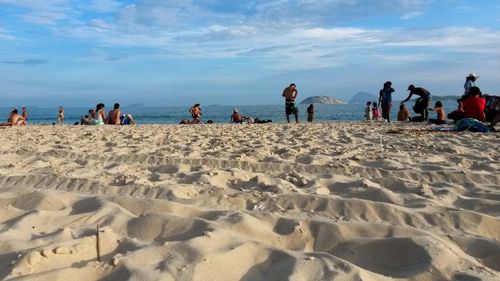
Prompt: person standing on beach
<box><xmin>57</xmin><ymin>106</ymin><xmax>64</xmax><ymax>124</ymax></box>
<box><xmin>401</xmin><ymin>85</ymin><xmax>431</xmax><ymax>122</ymax></box>
<box><xmin>282</xmin><ymin>83</ymin><xmax>299</xmax><ymax>123</ymax></box>
<box><xmin>378</xmin><ymin>81</ymin><xmax>394</xmax><ymax>122</ymax></box>
<box><xmin>464</xmin><ymin>73</ymin><xmax>479</xmax><ymax>95</ymax></box>
<box><xmin>307</xmin><ymin>104</ymin><xmax>315</xmax><ymax>123</ymax></box>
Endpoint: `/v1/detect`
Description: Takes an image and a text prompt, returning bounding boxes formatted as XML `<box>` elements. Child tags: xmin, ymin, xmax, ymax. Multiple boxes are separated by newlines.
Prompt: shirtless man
<box><xmin>1</xmin><ymin>109</ymin><xmax>24</xmax><ymax>126</ymax></box>
<box><xmin>282</xmin><ymin>83</ymin><xmax>299</xmax><ymax>123</ymax></box>
<box><xmin>107</xmin><ymin>103</ymin><xmax>121</xmax><ymax>125</ymax></box>
<box><xmin>57</xmin><ymin>106</ymin><xmax>64</xmax><ymax>124</ymax></box>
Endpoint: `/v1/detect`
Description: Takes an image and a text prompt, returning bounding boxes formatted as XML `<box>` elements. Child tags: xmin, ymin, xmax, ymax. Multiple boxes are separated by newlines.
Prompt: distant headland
<box><xmin>300</xmin><ymin>96</ymin><xmax>346</xmax><ymax>105</ymax></box>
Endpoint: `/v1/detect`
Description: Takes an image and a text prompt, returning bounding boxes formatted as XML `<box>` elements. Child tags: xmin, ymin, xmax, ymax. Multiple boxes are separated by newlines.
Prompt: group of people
<box><xmin>364</xmin><ymin>73</ymin><xmax>498</xmax><ymax>131</ymax></box>
<box><xmin>0</xmin><ymin>107</ymin><xmax>28</xmax><ymax>126</ymax></box>
<box><xmin>80</xmin><ymin>103</ymin><xmax>136</xmax><ymax>126</ymax></box>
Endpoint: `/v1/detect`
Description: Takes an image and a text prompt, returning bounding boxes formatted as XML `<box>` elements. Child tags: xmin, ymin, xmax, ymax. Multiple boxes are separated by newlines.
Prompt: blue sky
<box><xmin>1</xmin><ymin>0</ymin><xmax>499</xmax><ymax>106</ymax></box>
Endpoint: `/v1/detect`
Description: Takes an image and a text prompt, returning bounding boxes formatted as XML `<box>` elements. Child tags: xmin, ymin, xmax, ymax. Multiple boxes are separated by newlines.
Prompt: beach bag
<box><xmin>455</xmin><ymin>118</ymin><xmax>490</xmax><ymax>132</ymax></box>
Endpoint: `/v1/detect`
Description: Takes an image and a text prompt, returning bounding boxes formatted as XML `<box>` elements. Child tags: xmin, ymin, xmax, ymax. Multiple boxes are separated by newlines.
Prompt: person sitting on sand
<box><xmin>401</xmin><ymin>84</ymin><xmax>431</xmax><ymax>122</ymax></box>
<box><xmin>107</xmin><ymin>103</ymin><xmax>121</xmax><ymax>125</ymax></box>
<box><xmin>94</xmin><ymin>103</ymin><xmax>106</xmax><ymax>125</ymax></box>
<box><xmin>120</xmin><ymin>113</ymin><xmax>136</xmax><ymax>125</ymax></box>
<box><xmin>462</xmin><ymin>87</ymin><xmax>486</xmax><ymax>122</ymax></box>
<box><xmin>231</xmin><ymin>109</ymin><xmax>250</xmax><ymax>124</ymax></box>
<box><xmin>397</xmin><ymin>103</ymin><xmax>411</xmax><ymax>122</ymax></box>
<box><xmin>428</xmin><ymin>101</ymin><xmax>446</xmax><ymax>125</ymax></box>
<box><xmin>0</xmin><ymin>109</ymin><xmax>25</xmax><ymax>126</ymax></box>
<box><xmin>447</xmin><ymin>98</ymin><xmax>466</xmax><ymax>122</ymax></box>
<box><xmin>20</xmin><ymin>106</ymin><xmax>28</xmax><ymax>125</ymax></box>
<box><xmin>189</xmin><ymin>104</ymin><xmax>202</xmax><ymax>124</ymax></box>
<box><xmin>57</xmin><ymin>106</ymin><xmax>64</xmax><ymax>124</ymax></box>
<box><xmin>282</xmin><ymin>83</ymin><xmax>299</xmax><ymax>123</ymax></box>
<box><xmin>307</xmin><ymin>104</ymin><xmax>315</xmax><ymax>123</ymax></box>
<box><xmin>80</xmin><ymin>109</ymin><xmax>95</xmax><ymax>125</ymax></box>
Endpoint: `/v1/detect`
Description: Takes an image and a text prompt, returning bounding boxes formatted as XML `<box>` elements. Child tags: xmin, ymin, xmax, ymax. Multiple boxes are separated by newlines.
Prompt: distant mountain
<box><xmin>299</xmin><ymin>96</ymin><xmax>346</xmax><ymax>105</ymax></box>
<box><xmin>348</xmin><ymin>92</ymin><xmax>378</xmax><ymax>104</ymax></box>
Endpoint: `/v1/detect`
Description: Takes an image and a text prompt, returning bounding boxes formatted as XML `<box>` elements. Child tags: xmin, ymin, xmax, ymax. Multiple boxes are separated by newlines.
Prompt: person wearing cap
<box><xmin>401</xmin><ymin>84</ymin><xmax>431</xmax><ymax>122</ymax></box>
<box><xmin>378</xmin><ymin>81</ymin><xmax>395</xmax><ymax>122</ymax></box>
<box><xmin>230</xmin><ymin>109</ymin><xmax>249</xmax><ymax>123</ymax></box>
<box><xmin>464</xmin><ymin>73</ymin><xmax>479</xmax><ymax>95</ymax></box>
<box><xmin>282</xmin><ymin>83</ymin><xmax>299</xmax><ymax>123</ymax></box>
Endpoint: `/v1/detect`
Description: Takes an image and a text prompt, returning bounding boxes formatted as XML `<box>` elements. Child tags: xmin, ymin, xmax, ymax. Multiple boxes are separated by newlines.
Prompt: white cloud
<box><xmin>400</xmin><ymin>11</ymin><xmax>424</xmax><ymax>20</ymax></box>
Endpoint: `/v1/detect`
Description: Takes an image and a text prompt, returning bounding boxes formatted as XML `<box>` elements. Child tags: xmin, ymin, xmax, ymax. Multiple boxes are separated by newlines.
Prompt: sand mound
<box><xmin>0</xmin><ymin>123</ymin><xmax>499</xmax><ymax>280</ymax></box>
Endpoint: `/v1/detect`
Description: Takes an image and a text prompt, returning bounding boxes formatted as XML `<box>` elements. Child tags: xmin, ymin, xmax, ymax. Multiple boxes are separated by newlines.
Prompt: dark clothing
<box><xmin>404</xmin><ymin>87</ymin><xmax>431</xmax><ymax>121</ymax></box>
<box><xmin>285</xmin><ymin>101</ymin><xmax>298</xmax><ymax>115</ymax></box>
<box><xmin>381</xmin><ymin>102</ymin><xmax>392</xmax><ymax>122</ymax></box>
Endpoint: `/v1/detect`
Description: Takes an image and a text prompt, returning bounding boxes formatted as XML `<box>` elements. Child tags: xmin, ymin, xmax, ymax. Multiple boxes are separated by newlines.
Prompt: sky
<box><xmin>1</xmin><ymin>0</ymin><xmax>499</xmax><ymax>107</ymax></box>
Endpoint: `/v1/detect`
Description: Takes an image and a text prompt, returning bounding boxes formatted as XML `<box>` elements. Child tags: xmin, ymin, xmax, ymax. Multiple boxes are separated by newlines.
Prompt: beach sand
<box><xmin>0</xmin><ymin>123</ymin><xmax>499</xmax><ymax>281</ymax></box>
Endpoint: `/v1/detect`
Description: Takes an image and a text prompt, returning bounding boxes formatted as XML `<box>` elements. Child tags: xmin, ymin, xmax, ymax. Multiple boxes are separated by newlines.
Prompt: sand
<box><xmin>0</xmin><ymin>123</ymin><xmax>498</xmax><ymax>281</ymax></box>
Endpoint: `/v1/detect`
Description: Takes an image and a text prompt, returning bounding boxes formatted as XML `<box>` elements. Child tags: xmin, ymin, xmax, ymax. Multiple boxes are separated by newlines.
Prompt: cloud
<box><xmin>2</xmin><ymin>59</ymin><xmax>47</xmax><ymax>65</ymax></box>
<box><xmin>400</xmin><ymin>11</ymin><xmax>424</xmax><ymax>20</ymax></box>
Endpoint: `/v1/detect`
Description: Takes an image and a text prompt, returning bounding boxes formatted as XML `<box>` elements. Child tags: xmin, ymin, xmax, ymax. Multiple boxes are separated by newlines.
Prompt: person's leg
<box><xmin>286</xmin><ymin>115</ymin><xmax>290</xmax><ymax>123</ymax></box>
<box><xmin>381</xmin><ymin>102</ymin><xmax>388</xmax><ymax>121</ymax></box>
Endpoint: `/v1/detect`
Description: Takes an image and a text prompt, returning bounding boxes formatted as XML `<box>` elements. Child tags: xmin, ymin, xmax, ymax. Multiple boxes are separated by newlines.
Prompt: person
<box><xmin>464</xmin><ymin>73</ymin><xmax>479</xmax><ymax>95</ymax></box>
<box><xmin>401</xmin><ymin>84</ymin><xmax>431</xmax><ymax>122</ymax></box>
<box><xmin>80</xmin><ymin>109</ymin><xmax>95</xmax><ymax>125</ymax></box>
<box><xmin>190</xmin><ymin>104</ymin><xmax>202</xmax><ymax>124</ymax></box>
<box><xmin>372</xmin><ymin>102</ymin><xmax>381</xmax><ymax>121</ymax></box>
<box><xmin>95</xmin><ymin>103</ymin><xmax>106</xmax><ymax>125</ymax></box>
<box><xmin>120</xmin><ymin>113</ymin><xmax>136</xmax><ymax>125</ymax></box>
<box><xmin>230</xmin><ymin>109</ymin><xmax>249</xmax><ymax>124</ymax></box>
<box><xmin>397</xmin><ymin>103</ymin><xmax>411</xmax><ymax>122</ymax></box>
<box><xmin>282</xmin><ymin>83</ymin><xmax>299</xmax><ymax>123</ymax></box>
<box><xmin>20</xmin><ymin>106</ymin><xmax>28</xmax><ymax>125</ymax></box>
<box><xmin>447</xmin><ymin>98</ymin><xmax>466</xmax><ymax>122</ymax></box>
<box><xmin>107</xmin><ymin>103</ymin><xmax>121</xmax><ymax>125</ymax></box>
<box><xmin>462</xmin><ymin>86</ymin><xmax>486</xmax><ymax>122</ymax></box>
<box><xmin>364</xmin><ymin>102</ymin><xmax>373</xmax><ymax>121</ymax></box>
<box><xmin>307</xmin><ymin>104</ymin><xmax>315</xmax><ymax>123</ymax></box>
<box><xmin>428</xmin><ymin>101</ymin><xmax>446</xmax><ymax>125</ymax></box>
<box><xmin>378</xmin><ymin>81</ymin><xmax>395</xmax><ymax>122</ymax></box>
<box><xmin>57</xmin><ymin>106</ymin><xmax>64</xmax><ymax>124</ymax></box>
<box><xmin>0</xmin><ymin>109</ymin><xmax>25</xmax><ymax>126</ymax></box>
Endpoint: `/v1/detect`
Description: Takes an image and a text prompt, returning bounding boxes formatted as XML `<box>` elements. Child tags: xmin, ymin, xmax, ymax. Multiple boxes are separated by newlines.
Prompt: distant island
<box><xmin>300</xmin><ymin>96</ymin><xmax>346</xmax><ymax>105</ymax></box>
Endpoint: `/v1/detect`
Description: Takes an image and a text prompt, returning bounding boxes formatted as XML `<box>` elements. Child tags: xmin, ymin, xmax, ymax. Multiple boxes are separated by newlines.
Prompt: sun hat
<box><xmin>467</xmin><ymin>73</ymin><xmax>479</xmax><ymax>78</ymax></box>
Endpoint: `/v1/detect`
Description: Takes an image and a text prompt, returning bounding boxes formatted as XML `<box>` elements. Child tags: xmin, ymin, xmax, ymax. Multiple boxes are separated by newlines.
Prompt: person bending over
<box><xmin>401</xmin><ymin>84</ymin><xmax>431</xmax><ymax>122</ymax></box>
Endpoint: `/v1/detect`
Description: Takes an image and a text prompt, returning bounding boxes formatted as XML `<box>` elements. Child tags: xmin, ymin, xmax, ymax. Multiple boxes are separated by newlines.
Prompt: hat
<box><xmin>467</xmin><ymin>73</ymin><xmax>479</xmax><ymax>78</ymax></box>
<box><xmin>407</xmin><ymin>84</ymin><xmax>415</xmax><ymax>91</ymax></box>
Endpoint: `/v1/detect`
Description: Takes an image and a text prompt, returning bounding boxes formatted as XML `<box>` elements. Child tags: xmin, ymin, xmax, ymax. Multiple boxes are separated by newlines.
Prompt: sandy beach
<box><xmin>0</xmin><ymin>123</ymin><xmax>499</xmax><ymax>281</ymax></box>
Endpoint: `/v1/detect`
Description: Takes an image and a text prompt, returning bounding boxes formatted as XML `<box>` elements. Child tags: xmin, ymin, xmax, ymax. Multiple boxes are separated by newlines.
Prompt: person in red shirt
<box><xmin>462</xmin><ymin>87</ymin><xmax>486</xmax><ymax>122</ymax></box>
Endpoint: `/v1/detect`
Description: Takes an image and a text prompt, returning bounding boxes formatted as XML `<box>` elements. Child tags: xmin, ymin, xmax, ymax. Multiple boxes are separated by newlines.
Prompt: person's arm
<box><xmin>282</xmin><ymin>88</ymin><xmax>287</xmax><ymax>97</ymax></box>
<box><xmin>378</xmin><ymin>90</ymin><xmax>383</xmax><ymax>106</ymax></box>
<box><xmin>293</xmin><ymin>90</ymin><xmax>298</xmax><ymax>100</ymax></box>
<box><xmin>401</xmin><ymin>93</ymin><xmax>413</xmax><ymax>103</ymax></box>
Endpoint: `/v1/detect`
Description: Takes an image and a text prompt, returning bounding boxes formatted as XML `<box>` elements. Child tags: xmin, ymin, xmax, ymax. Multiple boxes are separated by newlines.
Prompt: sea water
<box><xmin>1</xmin><ymin>101</ymin><xmax>457</xmax><ymax>125</ymax></box>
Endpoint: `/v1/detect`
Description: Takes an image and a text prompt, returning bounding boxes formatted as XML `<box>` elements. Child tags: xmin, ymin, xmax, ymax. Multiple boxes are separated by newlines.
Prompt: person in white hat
<box><xmin>464</xmin><ymin>73</ymin><xmax>479</xmax><ymax>95</ymax></box>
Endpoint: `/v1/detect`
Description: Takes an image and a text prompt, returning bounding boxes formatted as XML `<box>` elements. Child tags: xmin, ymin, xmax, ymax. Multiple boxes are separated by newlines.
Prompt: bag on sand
<box><xmin>455</xmin><ymin>118</ymin><xmax>491</xmax><ymax>132</ymax></box>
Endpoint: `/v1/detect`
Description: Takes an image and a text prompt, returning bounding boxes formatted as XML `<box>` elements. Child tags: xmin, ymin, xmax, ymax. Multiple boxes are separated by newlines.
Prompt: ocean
<box><xmin>2</xmin><ymin>101</ymin><xmax>458</xmax><ymax>125</ymax></box>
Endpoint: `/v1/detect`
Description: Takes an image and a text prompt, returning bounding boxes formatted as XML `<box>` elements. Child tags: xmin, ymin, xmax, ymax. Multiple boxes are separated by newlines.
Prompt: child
<box><xmin>428</xmin><ymin>101</ymin><xmax>446</xmax><ymax>125</ymax></box>
<box><xmin>372</xmin><ymin>102</ymin><xmax>381</xmax><ymax>121</ymax></box>
<box><xmin>364</xmin><ymin>102</ymin><xmax>373</xmax><ymax>121</ymax></box>
<box><xmin>397</xmin><ymin>103</ymin><xmax>411</xmax><ymax>122</ymax></box>
<box><xmin>307</xmin><ymin>104</ymin><xmax>315</xmax><ymax>123</ymax></box>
